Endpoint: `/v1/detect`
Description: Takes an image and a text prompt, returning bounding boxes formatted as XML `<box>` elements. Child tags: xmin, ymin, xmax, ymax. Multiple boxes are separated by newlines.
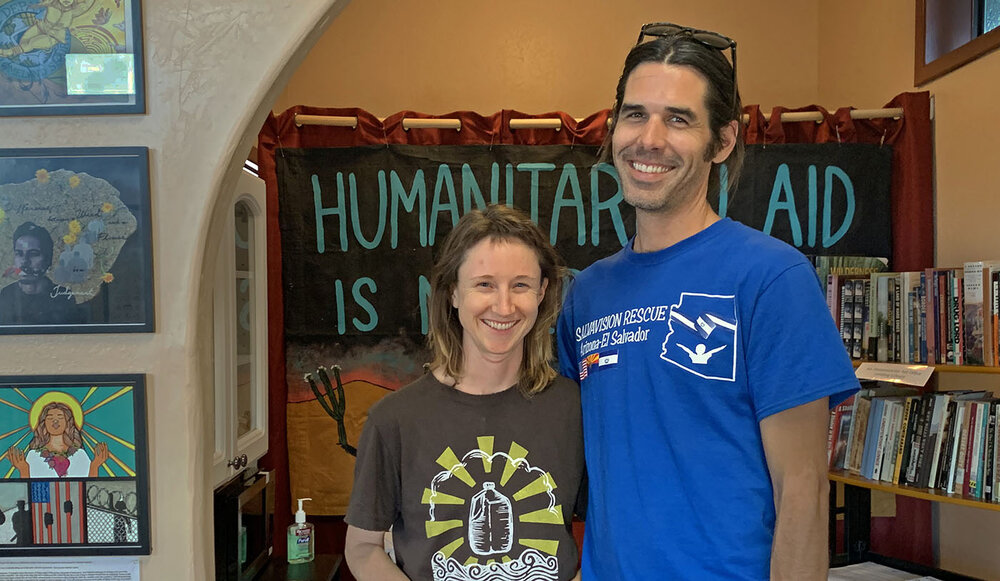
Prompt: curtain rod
<box><xmin>293</xmin><ymin>107</ymin><xmax>905</xmax><ymax>131</ymax></box>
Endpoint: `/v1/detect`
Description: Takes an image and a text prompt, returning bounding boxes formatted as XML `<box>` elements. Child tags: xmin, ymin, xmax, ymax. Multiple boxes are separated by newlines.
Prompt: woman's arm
<box><xmin>345</xmin><ymin>525</ymin><xmax>409</xmax><ymax>581</ymax></box>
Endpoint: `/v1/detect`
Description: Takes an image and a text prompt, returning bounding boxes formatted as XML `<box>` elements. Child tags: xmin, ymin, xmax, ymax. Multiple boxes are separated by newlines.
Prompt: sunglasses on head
<box><xmin>636</xmin><ymin>22</ymin><xmax>736</xmax><ymax>51</ymax></box>
<box><xmin>635</xmin><ymin>22</ymin><xmax>739</xmax><ymax>117</ymax></box>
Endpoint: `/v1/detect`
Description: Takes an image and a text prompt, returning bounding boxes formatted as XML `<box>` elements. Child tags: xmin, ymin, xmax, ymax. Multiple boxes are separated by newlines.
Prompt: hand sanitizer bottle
<box><xmin>287</xmin><ymin>497</ymin><xmax>315</xmax><ymax>564</ymax></box>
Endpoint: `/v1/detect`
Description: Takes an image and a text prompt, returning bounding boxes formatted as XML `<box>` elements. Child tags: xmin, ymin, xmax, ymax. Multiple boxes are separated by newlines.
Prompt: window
<box><xmin>984</xmin><ymin>0</ymin><xmax>1000</xmax><ymax>34</ymax></box>
<box><xmin>212</xmin><ymin>169</ymin><xmax>268</xmax><ymax>487</ymax></box>
<box><xmin>917</xmin><ymin>0</ymin><xmax>1000</xmax><ymax>85</ymax></box>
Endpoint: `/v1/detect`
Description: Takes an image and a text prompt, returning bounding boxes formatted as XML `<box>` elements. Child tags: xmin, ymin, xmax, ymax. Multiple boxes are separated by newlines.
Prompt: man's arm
<box><xmin>345</xmin><ymin>525</ymin><xmax>409</xmax><ymax>581</ymax></box>
<box><xmin>760</xmin><ymin>397</ymin><xmax>830</xmax><ymax>581</ymax></box>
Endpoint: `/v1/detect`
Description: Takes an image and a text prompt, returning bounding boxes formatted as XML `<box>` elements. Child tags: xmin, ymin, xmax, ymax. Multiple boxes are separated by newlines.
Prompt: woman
<box><xmin>345</xmin><ymin>205</ymin><xmax>584</xmax><ymax>581</ymax></box>
<box><xmin>7</xmin><ymin>401</ymin><xmax>109</xmax><ymax>478</ymax></box>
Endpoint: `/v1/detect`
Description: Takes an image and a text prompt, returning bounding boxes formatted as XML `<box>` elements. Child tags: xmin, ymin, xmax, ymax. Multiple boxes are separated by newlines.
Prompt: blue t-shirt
<box><xmin>557</xmin><ymin>218</ymin><xmax>859</xmax><ymax>580</ymax></box>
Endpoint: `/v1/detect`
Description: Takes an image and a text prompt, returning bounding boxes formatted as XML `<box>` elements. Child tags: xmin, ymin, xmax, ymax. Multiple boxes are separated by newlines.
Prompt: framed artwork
<box><xmin>0</xmin><ymin>0</ymin><xmax>145</xmax><ymax>116</ymax></box>
<box><xmin>0</xmin><ymin>146</ymin><xmax>153</xmax><ymax>334</ymax></box>
<box><xmin>0</xmin><ymin>374</ymin><xmax>150</xmax><ymax>556</ymax></box>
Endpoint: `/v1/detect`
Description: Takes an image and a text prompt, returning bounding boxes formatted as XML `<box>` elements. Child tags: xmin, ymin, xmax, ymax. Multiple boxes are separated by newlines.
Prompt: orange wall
<box><xmin>273</xmin><ymin>0</ymin><xmax>820</xmax><ymax>117</ymax></box>
<box><xmin>912</xmin><ymin>27</ymin><xmax>1000</xmax><ymax>581</ymax></box>
<box><xmin>817</xmin><ymin>0</ymin><xmax>914</xmax><ymax>109</ymax></box>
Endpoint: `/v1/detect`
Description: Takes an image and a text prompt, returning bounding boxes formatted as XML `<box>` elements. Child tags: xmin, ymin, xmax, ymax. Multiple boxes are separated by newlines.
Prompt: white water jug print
<box><xmin>468</xmin><ymin>482</ymin><xmax>513</xmax><ymax>555</ymax></box>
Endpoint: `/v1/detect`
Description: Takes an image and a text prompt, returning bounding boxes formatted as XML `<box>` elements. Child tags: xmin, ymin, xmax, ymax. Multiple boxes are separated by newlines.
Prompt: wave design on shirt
<box><xmin>431</xmin><ymin>548</ymin><xmax>559</xmax><ymax>581</ymax></box>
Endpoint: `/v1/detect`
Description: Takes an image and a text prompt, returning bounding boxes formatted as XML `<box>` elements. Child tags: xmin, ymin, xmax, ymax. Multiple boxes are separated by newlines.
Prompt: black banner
<box><xmin>277</xmin><ymin>143</ymin><xmax>891</xmax><ymax>342</ymax></box>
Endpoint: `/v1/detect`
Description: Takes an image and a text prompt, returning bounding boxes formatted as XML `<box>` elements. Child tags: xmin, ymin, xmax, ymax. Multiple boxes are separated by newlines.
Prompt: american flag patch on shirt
<box><xmin>579</xmin><ymin>353</ymin><xmax>600</xmax><ymax>380</ymax></box>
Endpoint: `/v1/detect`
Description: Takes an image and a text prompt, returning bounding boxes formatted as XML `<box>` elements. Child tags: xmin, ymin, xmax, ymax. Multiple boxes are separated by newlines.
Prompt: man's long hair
<box><xmin>427</xmin><ymin>205</ymin><xmax>566</xmax><ymax>396</ymax></box>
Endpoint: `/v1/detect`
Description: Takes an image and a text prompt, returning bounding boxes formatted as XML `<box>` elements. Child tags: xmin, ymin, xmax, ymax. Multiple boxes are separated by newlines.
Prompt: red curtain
<box><xmin>742</xmin><ymin>92</ymin><xmax>933</xmax><ymax>273</ymax></box>
<box><xmin>257</xmin><ymin>93</ymin><xmax>934</xmax><ymax>559</ymax></box>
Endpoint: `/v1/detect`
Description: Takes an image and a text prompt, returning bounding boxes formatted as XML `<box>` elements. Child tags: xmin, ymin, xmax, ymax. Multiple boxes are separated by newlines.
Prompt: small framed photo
<box><xmin>0</xmin><ymin>147</ymin><xmax>153</xmax><ymax>334</ymax></box>
<box><xmin>0</xmin><ymin>374</ymin><xmax>150</xmax><ymax>556</ymax></box>
<box><xmin>0</xmin><ymin>0</ymin><xmax>145</xmax><ymax>116</ymax></box>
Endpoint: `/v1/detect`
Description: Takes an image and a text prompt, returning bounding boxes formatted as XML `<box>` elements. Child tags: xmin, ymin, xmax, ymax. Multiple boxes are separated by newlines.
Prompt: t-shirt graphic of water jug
<box><xmin>425</xmin><ymin>437</ymin><xmax>562</xmax><ymax>581</ymax></box>
<box><xmin>661</xmin><ymin>292</ymin><xmax>738</xmax><ymax>381</ymax></box>
<box><xmin>468</xmin><ymin>482</ymin><xmax>513</xmax><ymax>555</ymax></box>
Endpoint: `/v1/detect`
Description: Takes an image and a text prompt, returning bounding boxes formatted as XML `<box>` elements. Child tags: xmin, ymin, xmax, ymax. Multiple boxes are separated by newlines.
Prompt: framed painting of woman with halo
<box><xmin>0</xmin><ymin>374</ymin><xmax>149</xmax><ymax>556</ymax></box>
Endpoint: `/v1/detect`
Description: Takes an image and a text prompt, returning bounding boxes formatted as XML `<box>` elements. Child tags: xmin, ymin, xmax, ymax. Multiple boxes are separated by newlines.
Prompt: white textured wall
<box><xmin>0</xmin><ymin>1</ymin><xmax>343</xmax><ymax>577</ymax></box>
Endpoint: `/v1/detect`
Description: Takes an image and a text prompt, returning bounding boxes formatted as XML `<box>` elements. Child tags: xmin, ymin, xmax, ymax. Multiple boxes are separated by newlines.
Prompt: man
<box><xmin>557</xmin><ymin>23</ymin><xmax>859</xmax><ymax>580</ymax></box>
<box><xmin>0</xmin><ymin>221</ymin><xmax>83</xmax><ymax>325</ymax></box>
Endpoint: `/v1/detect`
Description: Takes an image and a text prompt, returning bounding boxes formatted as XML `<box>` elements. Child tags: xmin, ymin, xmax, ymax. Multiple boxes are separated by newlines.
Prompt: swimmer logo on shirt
<box><xmin>661</xmin><ymin>292</ymin><xmax>738</xmax><ymax>382</ymax></box>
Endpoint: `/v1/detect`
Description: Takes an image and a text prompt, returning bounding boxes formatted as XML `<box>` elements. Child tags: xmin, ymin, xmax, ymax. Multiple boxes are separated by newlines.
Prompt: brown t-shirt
<box><xmin>346</xmin><ymin>373</ymin><xmax>585</xmax><ymax>581</ymax></box>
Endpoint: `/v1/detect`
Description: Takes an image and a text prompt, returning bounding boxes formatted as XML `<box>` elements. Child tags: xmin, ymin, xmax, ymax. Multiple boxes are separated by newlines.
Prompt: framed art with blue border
<box><xmin>0</xmin><ymin>146</ymin><xmax>154</xmax><ymax>334</ymax></box>
<box><xmin>0</xmin><ymin>374</ymin><xmax>151</xmax><ymax>556</ymax></box>
<box><xmin>0</xmin><ymin>0</ymin><xmax>145</xmax><ymax>116</ymax></box>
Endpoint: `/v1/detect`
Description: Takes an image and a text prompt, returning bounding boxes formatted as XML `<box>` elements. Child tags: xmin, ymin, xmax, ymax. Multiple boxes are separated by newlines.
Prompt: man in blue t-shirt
<box><xmin>556</xmin><ymin>23</ymin><xmax>859</xmax><ymax>580</ymax></box>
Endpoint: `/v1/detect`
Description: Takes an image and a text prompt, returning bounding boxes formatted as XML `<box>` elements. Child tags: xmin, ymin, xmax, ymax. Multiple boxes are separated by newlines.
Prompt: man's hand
<box><xmin>760</xmin><ymin>397</ymin><xmax>830</xmax><ymax>581</ymax></box>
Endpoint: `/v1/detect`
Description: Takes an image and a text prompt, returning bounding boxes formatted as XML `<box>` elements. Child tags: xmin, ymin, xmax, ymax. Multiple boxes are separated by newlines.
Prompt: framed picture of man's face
<box><xmin>0</xmin><ymin>0</ymin><xmax>145</xmax><ymax>116</ymax></box>
<box><xmin>0</xmin><ymin>146</ymin><xmax>153</xmax><ymax>334</ymax></box>
<box><xmin>0</xmin><ymin>374</ymin><xmax>150</xmax><ymax>556</ymax></box>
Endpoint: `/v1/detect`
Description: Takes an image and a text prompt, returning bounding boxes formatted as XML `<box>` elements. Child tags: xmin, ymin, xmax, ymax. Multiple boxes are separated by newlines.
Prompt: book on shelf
<box><xmin>840</xmin><ymin>276</ymin><xmax>854</xmax><ymax>352</ymax></box>
<box><xmin>968</xmin><ymin>401</ymin><xmax>987</xmax><ymax>498</ymax></box>
<box><xmin>904</xmin><ymin>393</ymin><xmax>930</xmax><ymax>486</ymax></box>
<box><xmin>955</xmin><ymin>401</ymin><xmax>973</xmax><ymax>495</ymax></box>
<box><xmin>985</xmin><ymin>403</ymin><xmax>996</xmax><ymax>502</ymax></box>
<box><xmin>892</xmin><ymin>395</ymin><xmax>918</xmax><ymax>484</ymax></box>
<box><xmin>847</xmin><ymin>396</ymin><xmax>872</xmax><ymax>473</ymax></box>
<box><xmin>993</xmin><ymin>270</ymin><xmax>1000</xmax><ymax>366</ymax></box>
<box><xmin>953</xmin><ymin>271</ymin><xmax>964</xmax><ymax>365</ymax></box>
<box><xmin>827</xmin><ymin>273</ymin><xmax>842</xmax><ymax>328</ymax></box>
<box><xmin>924</xmin><ymin>393</ymin><xmax>952</xmax><ymax>487</ymax></box>
<box><xmin>836</xmin><ymin>262</ymin><xmax>1000</xmax><ymax>366</ymax></box>
<box><xmin>962</xmin><ymin>261</ymin><xmax>1000</xmax><ymax>365</ymax></box>
<box><xmin>860</xmin><ymin>397</ymin><xmax>884</xmax><ymax>479</ymax></box>
<box><xmin>824</xmin><ymin>274</ymin><xmax>871</xmax><ymax>360</ymax></box>
<box><xmin>935</xmin><ymin>399</ymin><xmax>958</xmax><ymax>489</ymax></box>
<box><xmin>992</xmin><ymin>402</ymin><xmax>1000</xmax><ymax>502</ymax></box>
<box><xmin>854</xmin><ymin>279</ymin><xmax>868</xmax><ymax>360</ymax></box>
<box><xmin>832</xmin><ymin>408</ymin><xmax>853</xmax><ymax>470</ymax></box>
<box><xmin>830</xmin><ymin>383</ymin><xmax>1000</xmax><ymax>504</ymax></box>
<box><xmin>945</xmin><ymin>401</ymin><xmax>966</xmax><ymax>494</ymax></box>
<box><xmin>925</xmin><ymin>267</ymin><xmax>939</xmax><ymax>364</ymax></box>
<box><xmin>814</xmin><ymin>255</ymin><xmax>889</xmax><ymax>295</ymax></box>
<box><xmin>874</xmin><ymin>399</ymin><xmax>895</xmax><ymax>481</ymax></box>
<box><xmin>871</xmin><ymin>273</ymin><xmax>893</xmax><ymax>362</ymax></box>
<box><xmin>918</xmin><ymin>272</ymin><xmax>928</xmax><ymax>363</ymax></box>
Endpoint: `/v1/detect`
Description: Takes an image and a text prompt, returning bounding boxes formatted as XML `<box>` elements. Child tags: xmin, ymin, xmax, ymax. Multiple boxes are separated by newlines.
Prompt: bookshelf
<box><xmin>852</xmin><ymin>360</ymin><xmax>1000</xmax><ymax>375</ymax></box>
<box><xmin>829</xmin><ymin>363</ymin><xmax>1000</xmax><ymax>580</ymax></box>
<box><xmin>830</xmin><ymin>469</ymin><xmax>1000</xmax><ymax>512</ymax></box>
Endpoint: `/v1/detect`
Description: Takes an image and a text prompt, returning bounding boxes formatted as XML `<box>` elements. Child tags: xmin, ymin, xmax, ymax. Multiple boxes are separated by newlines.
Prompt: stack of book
<box><xmin>827</xmin><ymin>382</ymin><xmax>1000</xmax><ymax>500</ymax></box>
<box><xmin>818</xmin><ymin>257</ymin><xmax>1000</xmax><ymax>366</ymax></box>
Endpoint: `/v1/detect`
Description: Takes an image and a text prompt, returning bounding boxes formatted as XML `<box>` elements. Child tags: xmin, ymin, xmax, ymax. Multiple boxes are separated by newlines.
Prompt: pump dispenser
<box><xmin>287</xmin><ymin>497</ymin><xmax>315</xmax><ymax>564</ymax></box>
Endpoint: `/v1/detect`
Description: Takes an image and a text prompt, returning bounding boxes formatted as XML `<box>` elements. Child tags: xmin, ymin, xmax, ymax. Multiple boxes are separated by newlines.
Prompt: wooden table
<box><xmin>256</xmin><ymin>553</ymin><xmax>342</xmax><ymax>581</ymax></box>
